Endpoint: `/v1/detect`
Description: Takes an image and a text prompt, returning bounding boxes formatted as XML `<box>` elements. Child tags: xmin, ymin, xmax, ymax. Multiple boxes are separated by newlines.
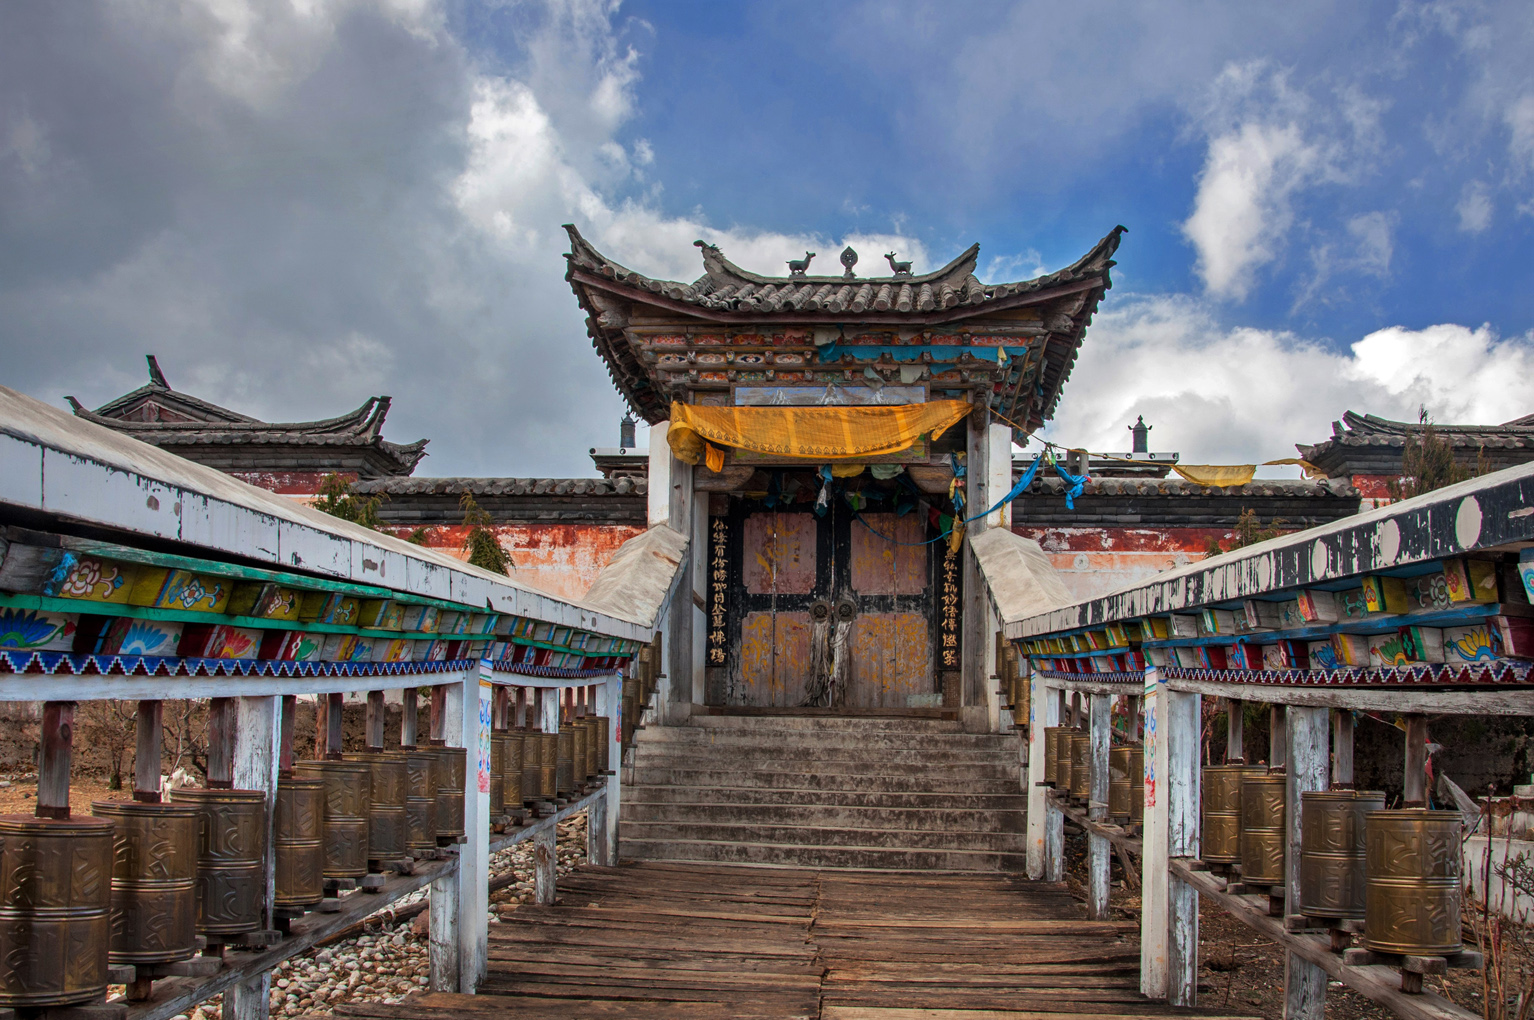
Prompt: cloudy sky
<box><xmin>3</xmin><ymin>1</ymin><xmax>1533</xmax><ymax>476</ymax></box>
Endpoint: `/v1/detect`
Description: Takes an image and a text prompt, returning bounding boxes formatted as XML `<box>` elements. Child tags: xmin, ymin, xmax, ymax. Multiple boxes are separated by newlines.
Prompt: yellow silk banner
<box><xmin>1170</xmin><ymin>464</ymin><xmax>1257</xmax><ymax>487</ymax></box>
<box><xmin>667</xmin><ymin>400</ymin><xmax>972</xmax><ymax>465</ymax></box>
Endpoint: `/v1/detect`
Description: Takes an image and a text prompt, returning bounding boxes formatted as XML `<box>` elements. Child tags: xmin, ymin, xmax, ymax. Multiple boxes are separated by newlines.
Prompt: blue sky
<box><xmin>3</xmin><ymin>1</ymin><xmax>1533</xmax><ymax>474</ymax></box>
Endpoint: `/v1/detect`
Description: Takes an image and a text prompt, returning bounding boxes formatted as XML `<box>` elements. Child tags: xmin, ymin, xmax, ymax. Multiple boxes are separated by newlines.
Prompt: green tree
<box><xmin>1386</xmin><ymin>406</ymin><xmax>1485</xmax><ymax>502</ymax></box>
<box><xmin>460</xmin><ymin>493</ymin><xmax>512</xmax><ymax>575</ymax></box>
<box><xmin>1205</xmin><ymin>507</ymin><xmax>1289</xmax><ymax>557</ymax></box>
<box><xmin>312</xmin><ymin>473</ymin><xmax>384</xmax><ymax>529</ymax></box>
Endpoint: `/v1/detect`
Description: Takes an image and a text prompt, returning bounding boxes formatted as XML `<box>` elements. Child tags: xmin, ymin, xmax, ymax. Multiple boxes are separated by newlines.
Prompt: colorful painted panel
<box><xmin>203</xmin><ymin>626</ymin><xmax>262</xmax><ymax>660</ymax></box>
<box><xmin>129</xmin><ymin>569</ymin><xmax>230</xmax><ymax>614</ymax></box>
<box><xmin>739</xmin><ymin>610</ymin><xmax>811</xmax><ymax>707</ymax></box>
<box><xmin>742</xmin><ymin>513</ymin><xmax>817</xmax><ymax>595</ymax></box>
<box><xmin>99</xmin><ymin>617</ymin><xmax>181</xmax><ymax>656</ymax></box>
<box><xmin>0</xmin><ymin>609</ymin><xmax>76</xmax><ymax>651</ymax></box>
<box><xmin>371</xmin><ymin>638</ymin><xmax>414</xmax><ymax>663</ymax></box>
<box><xmin>846</xmin><ymin>612</ymin><xmax>930</xmax><ymax>708</ymax></box>
<box><xmin>43</xmin><ymin>556</ymin><xmax>136</xmax><ymax>604</ymax></box>
<box><xmin>849</xmin><ymin>513</ymin><xmax>926</xmax><ymax>595</ymax></box>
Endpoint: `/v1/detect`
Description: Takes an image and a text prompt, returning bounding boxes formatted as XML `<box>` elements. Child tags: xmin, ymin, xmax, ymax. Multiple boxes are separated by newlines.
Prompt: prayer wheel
<box><xmin>431</xmin><ymin>746</ymin><xmax>467</xmax><ymax>843</ymax></box>
<box><xmin>292</xmin><ymin>760</ymin><xmax>370</xmax><ymax>878</ymax></box>
<box><xmin>170</xmin><ymin>788</ymin><xmax>267</xmax><ymax>936</ymax></box>
<box><xmin>521</xmin><ymin>731</ymin><xmax>543</xmax><ymax>805</ymax></box>
<box><xmin>345</xmin><ymin>752</ymin><xmax>408</xmax><ymax>865</ymax></box>
<box><xmin>1300</xmin><ymin>789</ymin><xmax>1384</xmax><ymax>920</ymax></box>
<box><xmin>1108</xmin><ymin>745</ymin><xmax>1133</xmax><ymax>821</ymax></box>
<box><xmin>500</xmin><ymin>732</ymin><xmax>523</xmax><ymax>814</ymax></box>
<box><xmin>596</xmin><ymin>716</ymin><xmax>611</xmax><ymax>773</ymax></box>
<box><xmin>1364</xmin><ymin>809</ymin><xmax>1462</xmax><ymax>955</ymax></box>
<box><xmin>556</xmin><ymin>722</ymin><xmax>575</xmax><ymax>797</ymax></box>
<box><xmin>1238</xmin><ymin>773</ymin><xmax>1287</xmax><ymax>886</ymax></box>
<box><xmin>402</xmin><ymin>749</ymin><xmax>439</xmax><ymax>855</ymax></box>
<box><xmin>1055</xmin><ymin>728</ymin><xmax>1076</xmax><ymax>791</ymax></box>
<box><xmin>539</xmin><ymin>732</ymin><xmax>558</xmax><ymax>800</ymax></box>
<box><xmin>487</xmin><ymin>737</ymin><xmax>505</xmax><ymax>819</ymax></box>
<box><xmin>1202</xmin><ymin>765</ymin><xmax>1265</xmax><ymax>865</ymax></box>
<box><xmin>272</xmin><ymin>774</ymin><xmax>325</xmax><ymax>911</ymax></box>
<box><xmin>0</xmin><ymin>816</ymin><xmax>113</xmax><ymax>1007</ymax></box>
<box><xmin>1128</xmin><ymin>744</ymin><xmax>1144</xmax><ymax>824</ymax></box>
<box><xmin>1069</xmin><ymin>732</ymin><xmax>1091</xmax><ymax>799</ymax></box>
<box><xmin>1043</xmin><ymin>727</ymin><xmax>1064</xmax><ymax>785</ymax></box>
<box><xmin>581</xmin><ymin>718</ymin><xmax>598</xmax><ymax>780</ymax></box>
<box><xmin>91</xmin><ymin>801</ymin><xmax>198</xmax><ymax>965</ymax></box>
<box><xmin>571</xmin><ymin>722</ymin><xmax>587</xmax><ymax>788</ymax></box>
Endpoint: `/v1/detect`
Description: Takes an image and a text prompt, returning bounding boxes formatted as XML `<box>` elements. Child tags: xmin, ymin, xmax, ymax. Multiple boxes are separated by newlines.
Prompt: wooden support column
<box><xmin>1226</xmin><ymin>698</ymin><xmax>1244</xmax><ymax>763</ymax></box>
<box><xmin>37</xmin><ymin>701</ymin><xmax>75</xmax><ymax>819</ymax></box>
<box><xmin>429</xmin><ymin>673</ymin><xmax>487</xmax><ymax>994</ymax></box>
<box><xmin>134</xmin><ymin>700</ymin><xmax>163</xmax><ymax>802</ymax></box>
<box><xmin>1403</xmin><ymin>714</ymin><xmax>1428</xmax><ymax>807</ymax></box>
<box><xmin>401</xmin><ymin>688</ymin><xmax>419</xmax><ymax>749</ymax></box>
<box><xmin>1285</xmin><ymin>705</ymin><xmax>1330</xmax><ymax>1020</ymax></box>
<box><xmin>365</xmin><ymin>691</ymin><xmax>386</xmax><ymax>751</ymax></box>
<box><xmin>534</xmin><ymin>825</ymin><xmax>557</xmax><ymax>905</ymax></box>
<box><xmin>1087</xmin><ymin>692</ymin><xmax>1112</xmax><ymax>920</ymax></box>
<box><xmin>207</xmin><ymin>697</ymin><xmax>236</xmax><ymax>787</ymax></box>
<box><xmin>960</xmin><ymin>401</ymin><xmax>991</xmax><ymax>731</ymax></box>
<box><xmin>324</xmin><ymin>693</ymin><xmax>344</xmax><ymax>758</ymax></box>
<box><xmin>279</xmin><ymin>696</ymin><xmax>297</xmax><ymax>772</ymax></box>
<box><xmin>1140</xmin><ymin>669</ymin><xmax>1168</xmax><ymax>998</ymax></box>
<box><xmin>227</xmin><ymin>694</ymin><xmax>282</xmax><ymax>1020</ymax></box>
<box><xmin>1332</xmin><ymin>710</ymin><xmax>1354</xmax><ymax>789</ymax></box>
<box><xmin>1165</xmin><ymin>683</ymin><xmax>1202</xmax><ymax>1007</ymax></box>
<box><xmin>1270</xmin><ymin>704</ymin><xmax>1287</xmax><ymax>771</ymax></box>
<box><xmin>1027</xmin><ymin>675</ymin><xmax>1060</xmax><ymax>880</ymax></box>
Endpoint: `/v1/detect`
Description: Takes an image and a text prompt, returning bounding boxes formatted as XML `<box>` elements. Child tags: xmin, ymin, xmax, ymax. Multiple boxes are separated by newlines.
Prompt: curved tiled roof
<box><xmin>355</xmin><ymin>476</ymin><xmax>646</xmax><ymax>497</ymax></box>
<box><xmin>1298</xmin><ymin>410</ymin><xmax>1534</xmax><ymax>477</ymax></box>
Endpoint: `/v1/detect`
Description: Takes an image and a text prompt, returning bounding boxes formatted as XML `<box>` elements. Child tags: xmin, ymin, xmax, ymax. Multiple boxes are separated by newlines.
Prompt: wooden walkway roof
<box><xmin>329</xmin><ymin>861</ymin><xmax>1253</xmax><ymax>1020</ymax></box>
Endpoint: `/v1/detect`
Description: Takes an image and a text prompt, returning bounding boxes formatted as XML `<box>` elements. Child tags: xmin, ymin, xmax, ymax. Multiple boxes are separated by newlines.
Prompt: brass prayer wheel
<box><xmin>402</xmin><ymin>749</ymin><xmax>439</xmax><ymax>854</ymax></box>
<box><xmin>345</xmin><ymin>752</ymin><xmax>408</xmax><ymax>865</ymax></box>
<box><xmin>1108</xmin><ymin>745</ymin><xmax>1133</xmax><ymax>821</ymax></box>
<box><xmin>1202</xmin><ymin>765</ymin><xmax>1265</xmax><ymax>865</ymax></box>
<box><xmin>571</xmin><ymin>722</ymin><xmax>588</xmax><ymax>788</ymax></box>
<box><xmin>500</xmin><ymin>733</ymin><xmax>523</xmax><ymax>814</ymax></box>
<box><xmin>169</xmin><ymin>788</ymin><xmax>267</xmax><ymax>936</ymax></box>
<box><xmin>91</xmin><ymin>800</ymin><xmax>198</xmax><ymax>965</ymax></box>
<box><xmin>556</xmin><ymin>723</ymin><xmax>575</xmax><ymax>796</ymax></box>
<box><xmin>431</xmin><ymin>746</ymin><xmax>467</xmax><ymax>843</ymax></box>
<box><xmin>583</xmin><ymin>718</ymin><xmax>599</xmax><ymax>778</ymax></box>
<box><xmin>1129</xmin><ymin>744</ymin><xmax>1144</xmax><ymax>824</ymax></box>
<box><xmin>521</xmin><ymin>731</ymin><xmax>543</xmax><ymax>805</ymax></box>
<box><xmin>1055</xmin><ymin>728</ymin><xmax>1076</xmax><ymax>790</ymax></box>
<box><xmin>595</xmin><ymin>716</ymin><xmax>611</xmax><ymax>773</ymax></box>
<box><xmin>1300</xmin><ymin>789</ymin><xmax>1384</xmax><ymax>920</ymax></box>
<box><xmin>1364</xmin><ymin>809</ymin><xmax>1462</xmax><ymax>955</ymax></box>
<box><xmin>1238</xmin><ymin>773</ymin><xmax>1286</xmax><ymax>886</ymax></box>
<box><xmin>273</xmin><ymin>774</ymin><xmax>324</xmax><ymax>911</ymax></box>
<box><xmin>292</xmin><ymin>760</ymin><xmax>370</xmax><ymax>878</ymax></box>
<box><xmin>487</xmin><ymin>736</ymin><xmax>505</xmax><ymax>819</ymax></box>
<box><xmin>539</xmin><ymin>732</ymin><xmax>558</xmax><ymax>800</ymax></box>
<box><xmin>1043</xmin><ymin>727</ymin><xmax>1064</xmax><ymax>785</ymax></box>
<box><xmin>1069</xmin><ymin>732</ymin><xmax>1091</xmax><ymax>799</ymax></box>
<box><xmin>0</xmin><ymin>816</ymin><xmax>113</xmax><ymax>1007</ymax></box>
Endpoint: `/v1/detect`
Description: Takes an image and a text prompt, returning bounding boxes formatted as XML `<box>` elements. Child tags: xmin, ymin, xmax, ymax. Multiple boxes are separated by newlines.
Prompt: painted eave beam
<box><xmin>1006</xmin><ymin>461</ymin><xmax>1534</xmax><ymax>640</ymax></box>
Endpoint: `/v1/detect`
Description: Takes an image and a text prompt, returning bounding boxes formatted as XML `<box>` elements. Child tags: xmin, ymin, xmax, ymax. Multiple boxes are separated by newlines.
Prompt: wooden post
<box><xmin>401</xmin><ymin>687</ymin><xmax>418</xmax><ymax>748</ymax></box>
<box><xmin>279</xmin><ymin>696</ymin><xmax>297</xmax><ymax>773</ymax></box>
<box><xmin>1285</xmin><ymin>705</ymin><xmax>1329</xmax><ymax>1020</ymax></box>
<box><xmin>1270</xmin><ymin>704</ymin><xmax>1287</xmax><ymax>771</ymax></box>
<box><xmin>960</xmin><ymin>402</ymin><xmax>991</xmax><ymax>731</ymax></box>
<box><xmin>1165</xmin><ymin>684</ymin><xmax>1201</xmax><ymax>1007</ymax></box>
<box><xmin>37</xmin><ymin>701</ymin><xmax>75</xmax><ymax>819</ymax></box>
<box><xmin>208</xmin><ymin>697</ymin><xmax>236</xmax><ymax>787</ymax></box>
<box><xmin>1403</xmin><ymin>714</ymin><xmax>1428</xmax><ymax>807</ymax></box>
<box><xmin>493</xmin><ymin>685</ymin><xmax>510</xmax><ymax>732</ymax></box>
<box><xmin>1332</xmin><ymin>710</ymin><xmax>1354</xmax><ymax>789</ymax></box>
<box><xmin>227</xmin><ymin>694</ymin><xmax>281</xmax><ymax>1020</ymax></box>
<box><xmin>429</xmin><ymin>671</ymin><xmax>489</xmax><ymax>993</ymax></box>
<box><xmin>429</xmin><ymin>685</ymin><xmax>446</xmax><ymax>744</ymax></box>
<box><xmin>134</xmin><ymin>700</ymin><xmax>163</xmax><ymax>803</ymax></box>
<box><xmin>1088</xmin><ymin>692</ymin><xmax>1112</xmax><ymax>920</ymax></box>
<box><xmin>1140</xmin><ymin>669</ymin><xmax>1167</xmax><ymax>998</ymax></box>
<box><xmin>1070</xmin><ymin>691</ymin><xmax>1081</xmax><ymax>728</ymax></box>
<box><xmin>1226</xmin><ymin>698</ymin><xmax>1244</xmax><ymax>763</ymax></box>
<box><xmin>365</xmin><ymin>691</ymin><xmax>386</xmax><ymax>750</ymax></box>
<box><xmin>325</xmin><ymin>692</ymin><xmax>344</xmax><ymax>759</ymax></box>
<box><xmin>534</xmin><ymin>825</ymin><xmax>557</xmax><ymax>905</ymax></box>
<box><xmin>1026</xmin><ymin>674</ymin><xmax>1054</xmax><ymax>880</ymax></box>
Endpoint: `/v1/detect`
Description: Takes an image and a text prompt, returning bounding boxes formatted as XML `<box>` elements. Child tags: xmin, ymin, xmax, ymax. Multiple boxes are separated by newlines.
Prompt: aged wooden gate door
<box><xmin>707</xmin><ymin>499</ymin><xmax>947</xmax><ymax>709</ymax></box>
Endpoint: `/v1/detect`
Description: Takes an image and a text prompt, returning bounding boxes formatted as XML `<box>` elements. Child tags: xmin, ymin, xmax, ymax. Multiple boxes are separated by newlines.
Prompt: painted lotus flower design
<box><xmin>116</xmin><ymin>621</ymin><xmax>178</xmax><ymax>656</ymax></box>
<box><xmin>0</xmin><ymin>609</ymin><xmax>68</xmax><ymax>649</ymax></box>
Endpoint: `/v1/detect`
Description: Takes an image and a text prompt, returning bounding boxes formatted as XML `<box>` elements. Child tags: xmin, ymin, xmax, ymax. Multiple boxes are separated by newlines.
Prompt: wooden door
<box><xmin>708</xmin><ymin>499</ymin><xmax>939</xmax><ymax>710</ymax></box>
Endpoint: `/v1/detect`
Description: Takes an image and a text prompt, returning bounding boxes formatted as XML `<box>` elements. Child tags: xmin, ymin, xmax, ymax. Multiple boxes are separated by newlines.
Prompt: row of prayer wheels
<box><xmin>486</xmin><ymin>714</ymin><xmax>611</xmax><ymax>820</ymax></box>
<box><xmin>1202</xmin><ymin>765</ymin><xmax>1462</xmax><ymax>955</ymax></box>
<box><xmin>1041</xmin><ymin>726</ymin><xmax>1144</xmax><ymax>825</ymax></box>
<box><xmin>621</xmin><ymin>637</ymin><xmax>663</xmax><ymax>759</ymax></box>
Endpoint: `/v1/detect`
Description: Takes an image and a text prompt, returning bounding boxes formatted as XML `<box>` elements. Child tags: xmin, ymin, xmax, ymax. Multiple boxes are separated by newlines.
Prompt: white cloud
<box><xmin>1508</xmin><ymin>94</ymin><xmax>1534</xmax><ymax>171</ymax></box>
<box><xmin>1040</xmin><ymin>294</ymin><xmax>1534</xmax><ymax>466</ymax></box>
<box><xmin>1457</xmin><ymin>179</ymin><xmax>1494</xmax><ymax>232</ymax></box>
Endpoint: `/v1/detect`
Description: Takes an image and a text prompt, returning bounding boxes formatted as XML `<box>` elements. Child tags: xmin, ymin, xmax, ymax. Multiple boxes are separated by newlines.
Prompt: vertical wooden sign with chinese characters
<box><xmin>707</xmin><ymin>517</ymin><xmax>728</xmax><ymax>668</ymax></box>
<box><xmin>938</xmin><ymin>543</ymin><xmax>962</xmax><ymax>706</ymax></box>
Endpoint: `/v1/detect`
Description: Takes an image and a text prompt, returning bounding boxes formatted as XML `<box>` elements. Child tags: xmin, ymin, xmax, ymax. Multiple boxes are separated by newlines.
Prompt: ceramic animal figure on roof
<box><xmin>786</xmin><ymin>252</ymin><xmax>815</xmax><ymax>276</ymax></box>
<box><xmin>884</xmin><ymin>252</ymin><xmax>912</xmax><ymax>276</ymax></box>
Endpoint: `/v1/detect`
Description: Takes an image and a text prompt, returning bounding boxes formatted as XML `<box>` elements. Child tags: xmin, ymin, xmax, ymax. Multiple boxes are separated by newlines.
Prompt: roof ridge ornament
<box><xmin>883</xmin><ymin>252</ymin><xmax>912</xmax><ymax>276</ymax></box>
<box><xmin>840</xmin><ymin>246</ymin><xmax>858</xmax><ymax>279</ymax></box>
<box><xmin>786</xmin><ymin>251</ymin><xmax>815</xmax><ymax>276</ymax></box>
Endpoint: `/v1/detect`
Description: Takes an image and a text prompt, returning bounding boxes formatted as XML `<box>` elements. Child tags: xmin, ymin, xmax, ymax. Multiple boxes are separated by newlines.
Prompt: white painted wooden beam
<box><xmin>1140</xmin><ymin>667</ymin><xmax>1168</xmax><ymax>999</ymax></box>
<box><xmin>1285</xmin><ymin>705</ymin><xmax>1329</xmax><ymax>1020</ymax></box>
<box><xmin>1087</xmin><ymin>692</ymin><xmax>1111</xmax><ymax>921</ymax></box>
<box><xmin>1165</xmin><ymin>684</ymin><xmax>1201</xmax><ymax>1008</ymax></box>
<box><xmin>1026</xmin><ymin>672</ymin><xmax>1056</xmax><ymax>880</ymax></box>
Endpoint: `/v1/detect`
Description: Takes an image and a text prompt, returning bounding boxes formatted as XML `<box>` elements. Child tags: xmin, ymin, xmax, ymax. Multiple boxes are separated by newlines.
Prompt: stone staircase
<box><xmin>618</xmin><ymin>713</ymin><xmax>1028</xmax><ymax>871</ymax></box>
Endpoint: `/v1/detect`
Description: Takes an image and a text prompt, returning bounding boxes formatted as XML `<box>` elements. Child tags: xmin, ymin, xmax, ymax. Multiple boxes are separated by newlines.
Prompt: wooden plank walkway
<box><xmin>332</xmin><ymin>861</ymin><xmax>1255</xmax><ymax>1020</ymax></box>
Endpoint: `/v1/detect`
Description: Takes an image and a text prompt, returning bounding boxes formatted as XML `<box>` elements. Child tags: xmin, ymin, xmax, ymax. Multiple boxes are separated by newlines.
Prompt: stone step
<box><xmin>639</xmin><ymin>728</ymin><xmax>1016</xmax><ymax>750</ymax></box>
<box><xmin>683</xmin><ymin>714</ymin><xmax>965</xmax><ymax>733</ymax></box>
<box><xmin>621</xmin><ymin>836</ymin><xmax>1028</xmax><ymax>872</ymax></box>
<box><xmin>623</xmin><ymin>785</ymin><xmax>1028</xmax><ymax>810</ymax></box>
<box><xmin>619</xmin><ymin>818</ymin><xmax>1028</xmax><ymax>852</ymax></box>
<box><xmin>629</xmin><ymin>766</ymin><xmax>1022</xmax><ymax>792</ymax></box>
<box><xmin>621</xmin><ymin>800</ymin><xmax>1026</xmax><ymax>833</ymax></box>
<box><xmin>632</xmin><ymin>752</ymin><xmax>1019</xmax><ymax>774</ymax></box>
